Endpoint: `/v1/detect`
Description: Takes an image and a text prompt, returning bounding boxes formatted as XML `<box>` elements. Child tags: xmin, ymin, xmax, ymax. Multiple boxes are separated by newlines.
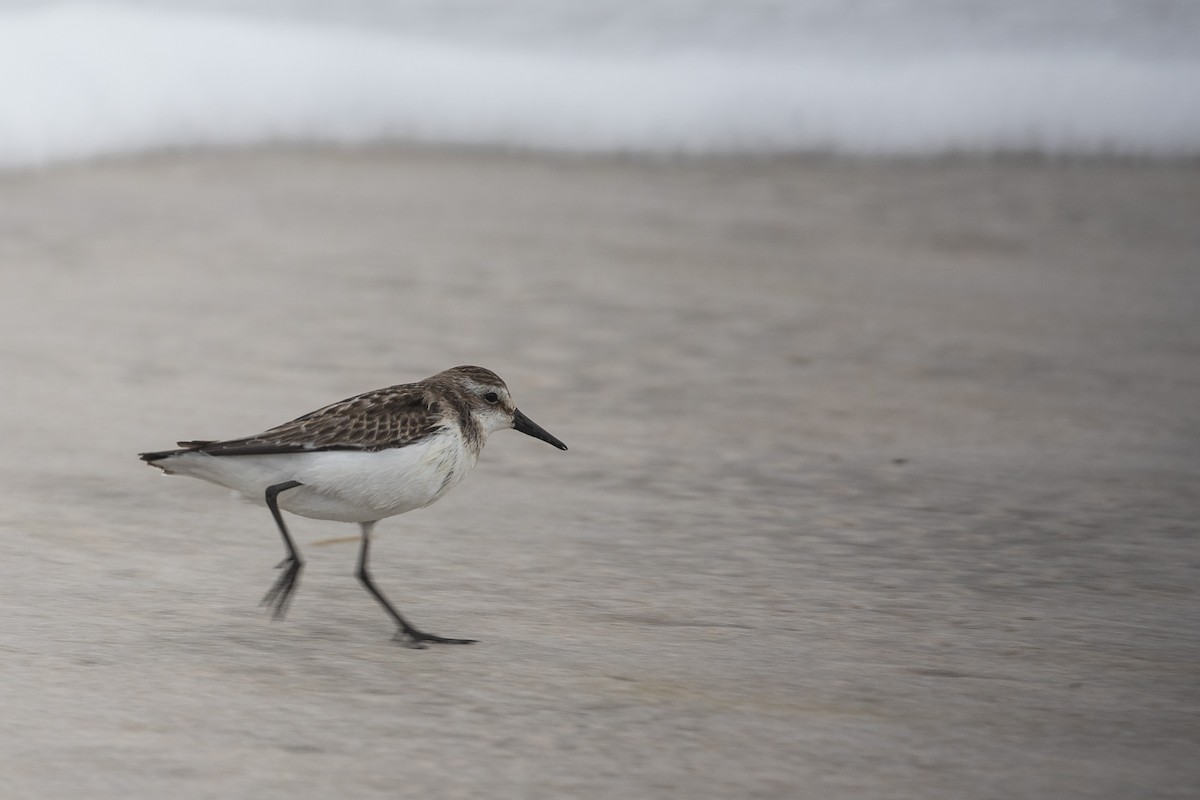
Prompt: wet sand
<box><xmin>0</xmin><ymin>150</ymin><xmax>1197</xmax><ymax>798</ymax></box>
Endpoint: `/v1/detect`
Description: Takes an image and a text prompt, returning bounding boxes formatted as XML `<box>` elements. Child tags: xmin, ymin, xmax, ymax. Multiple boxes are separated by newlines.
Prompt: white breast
<box><xmin>159</xmin><ymin>428</ymin><xmax>481</xmax><ymax>523</ymax></box>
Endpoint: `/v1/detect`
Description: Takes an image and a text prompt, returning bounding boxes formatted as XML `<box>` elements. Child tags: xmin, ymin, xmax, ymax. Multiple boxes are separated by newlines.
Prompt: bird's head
<box><xmin>438</xmin><ymin>366</ymin><xmax>567</xmax><ymax>450</ymax></box>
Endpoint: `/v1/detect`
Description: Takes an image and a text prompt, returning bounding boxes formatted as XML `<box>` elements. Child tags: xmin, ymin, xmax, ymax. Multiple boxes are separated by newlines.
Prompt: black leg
<box><xmin>354</xmin><ymin>521</ymin><xmax>475</xmax><ymax>648</ymax></box>
<box><xmin>260</xmin><ymin>480</ymin><xmax>304</xmax><ymax>620</ymax></box>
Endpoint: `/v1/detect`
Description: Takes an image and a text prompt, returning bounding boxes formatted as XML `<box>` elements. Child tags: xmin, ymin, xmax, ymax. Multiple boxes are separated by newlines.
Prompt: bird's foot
<box><xmin>392</xmin><ymin>627</ymin><xmax>477</xmax><ymax>649</ymax></box>
<box><xmin>260</xmin><ymin>556</ymin><xmax>304</xmax><ymax>620</ymax></box>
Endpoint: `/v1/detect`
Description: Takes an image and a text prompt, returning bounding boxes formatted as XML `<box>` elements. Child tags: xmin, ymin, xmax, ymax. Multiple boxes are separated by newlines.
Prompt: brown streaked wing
<box><xmin>190</xmin><ymin>384</ymin><xmax>445</xmax><ymax>456</ymax></box>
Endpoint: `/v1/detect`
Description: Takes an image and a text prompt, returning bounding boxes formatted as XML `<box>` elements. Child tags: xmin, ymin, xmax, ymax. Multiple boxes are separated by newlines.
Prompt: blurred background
<box><xmin>0</xmin><ymin>0</ymin><xmax>1198</xmax><ymax>162</ymax></box>
<box><xmin>0</xmin><ymin>3</ymin><xmax>1198</xmax><ymax>799</ymax></box>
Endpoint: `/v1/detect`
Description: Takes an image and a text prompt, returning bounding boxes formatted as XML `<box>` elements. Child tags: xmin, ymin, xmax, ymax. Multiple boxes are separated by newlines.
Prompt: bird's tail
<box><xmin>138</xmin><ymin>441</ymin><xmax>215</xmax><ymax>465</ymax></box>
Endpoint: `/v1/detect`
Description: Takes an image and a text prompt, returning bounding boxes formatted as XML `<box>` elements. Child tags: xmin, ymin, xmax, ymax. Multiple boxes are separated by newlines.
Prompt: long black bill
<box><xmin>512</xmin><ymin>408</ymin><xmax>568</xmax><ymax>450</ymax></box>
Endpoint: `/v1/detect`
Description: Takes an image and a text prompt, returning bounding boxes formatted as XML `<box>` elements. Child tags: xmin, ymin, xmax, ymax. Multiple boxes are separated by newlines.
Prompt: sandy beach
<box><xmin>0</xmin><ymin>149</ymin><xmax>1197</xmax><ymax>798</ymax></box>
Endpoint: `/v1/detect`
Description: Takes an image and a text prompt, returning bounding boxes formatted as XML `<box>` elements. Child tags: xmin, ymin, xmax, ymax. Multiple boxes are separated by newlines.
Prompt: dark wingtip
<box><xmin>140</xmin><ymin>439</ymin><xmax>213</xmax><ymax>462</ymax></box>
<box><xmin>139</xmin><ymin>448</ymin><xmax>191</xmax><ymax>462</ymax></box>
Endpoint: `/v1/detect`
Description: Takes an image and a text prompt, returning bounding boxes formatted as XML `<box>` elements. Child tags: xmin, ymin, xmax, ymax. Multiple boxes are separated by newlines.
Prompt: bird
<box><xmin>138</xmin><ymin>365</ymin><xmax>567</xmax><ymax>647</ymax></box>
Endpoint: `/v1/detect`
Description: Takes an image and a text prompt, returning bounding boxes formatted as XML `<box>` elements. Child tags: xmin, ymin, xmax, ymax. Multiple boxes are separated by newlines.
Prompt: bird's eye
<box><xmin>483</xmin><ymin>391</ymin><xmax>500</xmax><ymax>404</ymax></box>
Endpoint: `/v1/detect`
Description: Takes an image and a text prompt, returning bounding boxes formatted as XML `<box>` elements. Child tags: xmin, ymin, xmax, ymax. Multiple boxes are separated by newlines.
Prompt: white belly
<box><xmin>158</xmin><ymin>430</ymin><xmax>480</xmax><ymax>523</ymax></box>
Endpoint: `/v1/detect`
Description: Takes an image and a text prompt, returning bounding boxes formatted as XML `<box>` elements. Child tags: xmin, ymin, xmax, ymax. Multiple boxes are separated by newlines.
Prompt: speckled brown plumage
<box><xmin>141</xmin><ymin>366</ymin><xmax>506</xmax><ymax>459</ymax></box>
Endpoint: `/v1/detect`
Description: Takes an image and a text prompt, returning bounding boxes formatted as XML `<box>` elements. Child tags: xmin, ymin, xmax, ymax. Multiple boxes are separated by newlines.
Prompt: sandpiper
<box><xmin>139</xmin><ymin>365</ymin><xmax>567</xmax><ymax>647</ymax></box>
